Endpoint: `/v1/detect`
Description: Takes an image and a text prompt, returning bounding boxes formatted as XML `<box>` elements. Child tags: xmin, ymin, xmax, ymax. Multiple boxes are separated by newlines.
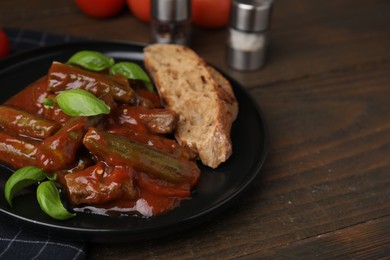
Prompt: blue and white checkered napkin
<box><xmin>0</xmin><ymin>28</ymin><xmax>87</xmax><ymax>260</ymax></box>
<box><xmin>0</xmin><ymin>222</ymin><xmax>86</xmax><ymax>259</ymax></box>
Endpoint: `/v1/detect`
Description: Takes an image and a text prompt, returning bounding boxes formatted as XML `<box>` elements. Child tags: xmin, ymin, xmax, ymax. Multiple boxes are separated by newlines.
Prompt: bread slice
<box><xmin>206</xmin><ymin>65</ymin><xmax>238</xmax><ymax>122</ymax></box>
<box><xmin>144</xmin><ymin>44</ymin><xmax>238</xmax><ymax>168</ymax></box>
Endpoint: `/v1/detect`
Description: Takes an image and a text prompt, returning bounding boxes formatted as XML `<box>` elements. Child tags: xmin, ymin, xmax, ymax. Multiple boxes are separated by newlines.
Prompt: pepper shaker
<box><xmin>151</xmin><ymin>0</ymin><xmax>191</xmax><ymax>45</ymax></box>
<box><xmin>227</xmin><ymin>0</ymin><xmax>274</xmax><ymax>71</ymax></box>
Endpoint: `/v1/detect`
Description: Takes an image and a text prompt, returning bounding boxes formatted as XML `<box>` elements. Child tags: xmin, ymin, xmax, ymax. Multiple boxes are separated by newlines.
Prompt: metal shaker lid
<box><xmin>230</xmin><ymin>0</ymin><xmax>273</xmax><ymax>32</ymax></box>
<box><xmin>152</xmin><ymin>0</ymin><xmax>191</xmax><ymax>22</ymax></box>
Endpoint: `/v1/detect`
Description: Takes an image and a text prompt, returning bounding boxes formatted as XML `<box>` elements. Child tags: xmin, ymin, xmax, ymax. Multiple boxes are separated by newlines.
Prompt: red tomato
<box><xmin>0</xmin><ymin>29</ymin><xmax>11</xmax><ymax>58</ymax></box>
<box><xmin>192</xmin><ymin>0</ymin><xmax>231</xmax><ymax>29</ymax></box>
<box><xmin>127</xmin><ymin>0</ymin><xmax>151</xmax><ymax>23</ymax></box>
<box><xmin>75</xmin><ymin>0</ymin><xmax>126</xmax><ymax>19</ymax></box>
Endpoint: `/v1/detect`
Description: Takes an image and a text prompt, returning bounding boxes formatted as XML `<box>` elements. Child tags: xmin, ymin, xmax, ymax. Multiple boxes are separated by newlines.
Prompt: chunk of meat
<box><xmin>63</xmin><ymin>163</ymin><xmax>138</xmax><ymax>206</ymax></box>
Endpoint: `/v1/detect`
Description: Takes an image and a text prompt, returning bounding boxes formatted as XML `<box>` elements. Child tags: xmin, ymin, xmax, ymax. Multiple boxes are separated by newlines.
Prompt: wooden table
<box><xmin>1</xmin><ymin>0</ymin><xmax>389</xmax><ymax>258</ymax></box>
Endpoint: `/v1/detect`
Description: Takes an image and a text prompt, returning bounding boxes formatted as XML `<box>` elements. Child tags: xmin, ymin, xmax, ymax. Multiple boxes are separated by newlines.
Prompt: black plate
<box><xmin>0</xmin><ymin>41</ymin><xmax>268</xmax><ymax>243</ymax></box>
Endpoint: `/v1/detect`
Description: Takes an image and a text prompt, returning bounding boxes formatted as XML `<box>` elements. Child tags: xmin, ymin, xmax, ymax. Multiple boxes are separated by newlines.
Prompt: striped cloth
<box><xmin>0</xmin><ymin>28</ymin><xmax>87</xmax><ymax>260</ymax></box>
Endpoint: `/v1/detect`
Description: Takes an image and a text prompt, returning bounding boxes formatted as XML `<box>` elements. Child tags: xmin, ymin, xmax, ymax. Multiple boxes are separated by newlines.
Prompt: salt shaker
<box><xmin>151</xmin><ymin>0</ymin><xmax>191</xmax><ymax>45</ymax></box>
<box><xmin>227</xmin><ymin>0</ymin><xmax>274</xmax><ymax>71</ymax></box>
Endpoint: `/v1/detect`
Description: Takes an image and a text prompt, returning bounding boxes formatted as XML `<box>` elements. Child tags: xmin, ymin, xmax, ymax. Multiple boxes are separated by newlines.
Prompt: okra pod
<box><xmin>5</xmin><ymin>76</ymin><xmax>48</xmax><ymax>114</ymax></box>
<box><xmin>0</xmin><ymin>132</ymin><xmax>38</xmax><ymax>169</ymax></box>
<box><xmin>107</xmin><ymin>127</ymin><xmax>192</xmax><ymax>160</ymax></box>
<box><xmin>40</xmin><ymin>94</ymin><xmax>72</xmax><ymax>126</ymax></box>
<box><xmin>48</xmin><ymin>62</ymin><xmax>137</xmax><ymax>104</ymax></box>
<box><xmin>83</xmin><ymin>128</ymin><xmax>200</xmax><ymax>186</ymax></box>
<box><xmin>36</xmin><ymin>116</ymin><xmax>102</xmax><ymax>172</ymax></box>
<box><xmin>0</xmin><ymin>105</ymin><xmax>59</xmax><ymax>139</ymax></box>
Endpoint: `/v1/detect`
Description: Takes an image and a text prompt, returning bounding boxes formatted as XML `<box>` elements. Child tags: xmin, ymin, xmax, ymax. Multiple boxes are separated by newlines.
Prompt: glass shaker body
<box><xmin>151</xmin><ymin>0</ymin><xmax>191</xmax><ymax>45</ymax></box>
<box><xmin>151</xmin><ymin>18</ymin><xmax>191</xmax><ymax>45</ymax></box>
<box><xmin>227</xmin><ymin>0</ymin><xmax>273</xmax><ymax>71</ymax></box>
<box><xmin>227</xmin><ymin>27</ymin><xmax>268</xmax><ymax>71</ymax></box>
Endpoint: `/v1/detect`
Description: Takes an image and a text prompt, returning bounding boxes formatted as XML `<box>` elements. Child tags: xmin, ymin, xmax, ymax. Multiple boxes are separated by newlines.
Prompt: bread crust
<box><xmin>144</xmin><ymin>44</ymin><xmax>238</xmax><ymax>168</ymax></box>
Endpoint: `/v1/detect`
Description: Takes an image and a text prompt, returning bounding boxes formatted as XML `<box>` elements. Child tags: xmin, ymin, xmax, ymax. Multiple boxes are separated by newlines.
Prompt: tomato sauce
<box><xmin>0</xmin><ymin>62</ymin><xmax>200</xmax><ymax>217</ymax></box>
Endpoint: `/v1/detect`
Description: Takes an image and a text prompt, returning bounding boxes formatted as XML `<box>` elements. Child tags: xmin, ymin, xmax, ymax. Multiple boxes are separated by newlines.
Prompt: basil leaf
<box><xmin>56</xmin><ymin>89</ymin><xmax>110</xmax><ymax>116</ymax></box>
<box><xmin>36</xmin><ymin>181</ymin><xmax>76</xmax><ymax>220</ymax></box>
<box><xmin>4</xmin><ymin>166</ymin><xmax>47</xmax><ymax>207</ymax></box>
<box><xmin>67</xmin><ymin>50</ymin><xmax>115</xmax><ymax>71</ymax></box>
<box><xmin>110</xmin><ymin>62</ymin><xmax>154</xmax><ymax>92</ymax></box>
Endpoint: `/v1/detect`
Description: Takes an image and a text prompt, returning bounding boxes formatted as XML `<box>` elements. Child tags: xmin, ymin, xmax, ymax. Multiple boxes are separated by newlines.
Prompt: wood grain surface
<box><xmin>0</xmin><ymin>0</ymin><xmax>389</xmax><ymax>258</ymax></box>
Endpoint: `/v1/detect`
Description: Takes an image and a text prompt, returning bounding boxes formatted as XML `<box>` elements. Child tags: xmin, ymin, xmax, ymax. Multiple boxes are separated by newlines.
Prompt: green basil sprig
<box><xmin>110</xmin><ymin>62</ymin><xmax>154</xmax><ymax>92</ymax></box>
<box><xmin>67</xmin><ymin>50</ymin><xmax>114</xmax><ymax>71</ymax></box>
<box><xmin>4</xmin><ymin>166</ymin><xmax>46</xmax><ymax>206</ymax></box>
<box><xmin>37</xmin><ymin>181</ymin><xmax>76</xmax><ymax>220</ymax></box>
<box><xmin>68</xmin><ymin>50</ymin><xmax>155</xmax><ymax>91</ymax></box>
<box><xmin>4</xmin><ymin>166</ymin><xmax>74</xmax><ymax>220</ymax></box>
<box><xmin>55</xmin><ymin>89</ymin><xmax>110</xmax><ymax>116</ymax></box>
